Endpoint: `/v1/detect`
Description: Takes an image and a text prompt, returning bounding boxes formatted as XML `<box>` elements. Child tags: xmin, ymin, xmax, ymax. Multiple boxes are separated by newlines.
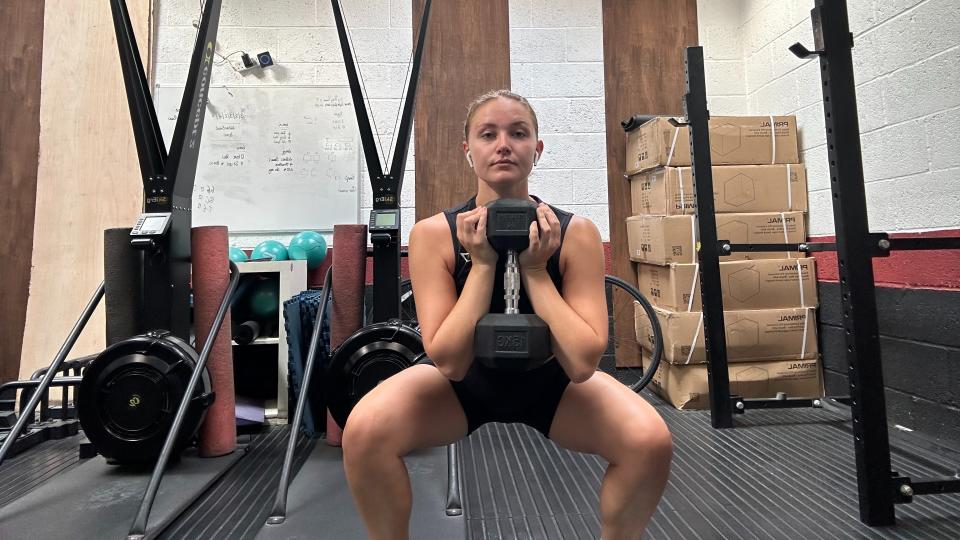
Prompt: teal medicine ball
<box><xmin>288</xmin><ymin>231</ymin><xmax>328</xmax><ymax>269</ymax></box>
<box><xmin>228</xmin><ymin>246</ymin><xmax>249</xmax><ymax>263</ymax></box>
<box><xmin>247</xmin><ymin>277</ymin><xmax>280</xmax><ymax>319</ymax></box>
<box><xmin>251</xmin><ymin>240</ymin><xmax>289</xmax><ymax>261</ymax></box>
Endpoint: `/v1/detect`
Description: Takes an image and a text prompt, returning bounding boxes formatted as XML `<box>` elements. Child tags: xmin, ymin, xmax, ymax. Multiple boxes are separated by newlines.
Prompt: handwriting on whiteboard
<box><xmin>156</xmin><ymin>85</ymin><xmax>361</xmax><ymax>232</ymax></box>
<box><xmin>195</xmin><ymin>184</ymin><xmax>215</xmax><ymax>214</ymax></box>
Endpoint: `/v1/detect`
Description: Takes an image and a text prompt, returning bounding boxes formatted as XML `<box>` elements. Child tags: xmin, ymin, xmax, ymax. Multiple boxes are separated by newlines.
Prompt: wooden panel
<box><xmin>602</xmin><ymin>0</ymin><xmax>698</xmax><ymax>366</ymax></box>
<box><xmin>413</xmin><ymin>0</ymin><xmax>511</xmax><ymax>222</ymax></box>
<box><xmin>0</xmin><ymin>1</ymin><xmax>45</xmax><ymax>384</ymax></box>
<box><xmin>20</xmin><ymin>0</ymin><xmax>153</xmax><ymax>379</ymax></box>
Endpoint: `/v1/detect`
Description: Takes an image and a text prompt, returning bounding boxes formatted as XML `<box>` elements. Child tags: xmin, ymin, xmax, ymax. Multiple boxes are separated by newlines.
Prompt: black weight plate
<box><xmin>326</xmin><ymin>321</ymin><xmax>424</xmax><ymax>429</ymax></box>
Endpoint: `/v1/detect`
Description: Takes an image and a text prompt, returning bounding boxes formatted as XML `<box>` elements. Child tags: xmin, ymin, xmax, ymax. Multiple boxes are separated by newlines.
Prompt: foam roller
<box><xmin>103</xmin><ymin>227</ymin><xmax>143</xmax><ymax>345</ymax></box>
<box><xmin>326</xmin><ymin>224</ymin><xmax>368</xmax><ymax>446</ymax></box>
<box><xmin>191</xmin><ymin>225</ymin><xmax>237</xmax><ymax>457</ymax></box>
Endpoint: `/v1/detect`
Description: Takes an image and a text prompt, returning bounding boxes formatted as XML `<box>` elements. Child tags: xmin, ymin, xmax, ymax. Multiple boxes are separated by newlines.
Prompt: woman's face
<box><xmin>463</xmin><ymin>97</ymin><xmax>543</xmax><ymax>187</ymax></box>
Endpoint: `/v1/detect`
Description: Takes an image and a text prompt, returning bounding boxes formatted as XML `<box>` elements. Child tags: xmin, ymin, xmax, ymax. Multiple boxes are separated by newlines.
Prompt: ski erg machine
<box><xmin>267</xmin><ymin>0</ymin><xmax>440</xmax><ymax>525</ymax></box>
<box><xmin>322</xmin><ymin>0</ymin><xmax>433</xmax><ymax>429</ymax></box>
<box><xmin>81</xmin><ymin>0</ymin><xmax>230</xmax><ymax>467</ymax></box>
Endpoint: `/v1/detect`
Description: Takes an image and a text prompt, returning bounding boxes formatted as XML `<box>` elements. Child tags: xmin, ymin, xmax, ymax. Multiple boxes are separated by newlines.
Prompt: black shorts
<box><xmin>419</xmin><ymin>357</ymin><xmax>571</xmax><ymax>437</ymax></box>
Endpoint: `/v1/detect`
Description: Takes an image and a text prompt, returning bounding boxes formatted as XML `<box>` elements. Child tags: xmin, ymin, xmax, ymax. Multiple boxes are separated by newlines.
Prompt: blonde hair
<box><xmin>463</xmin><ymin>89</ymin><xmax>539</xmax><ymax>141</ymax></box>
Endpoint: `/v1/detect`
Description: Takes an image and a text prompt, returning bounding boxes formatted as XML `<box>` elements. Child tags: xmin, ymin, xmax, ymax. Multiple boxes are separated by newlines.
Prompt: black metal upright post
<box><xmin>806</xmin><ymin>0</ymin><xmax>894</xmax><ymax>526</ymax></box>
<box><xmin>683</xmin><ymin>47</ymin><xmax>733</xmax><ymax>428</ymax></box>
<box><xmin>709</xmin><ymin>0</ymin><xmax>960</xmax><ymax>521</ymax></box>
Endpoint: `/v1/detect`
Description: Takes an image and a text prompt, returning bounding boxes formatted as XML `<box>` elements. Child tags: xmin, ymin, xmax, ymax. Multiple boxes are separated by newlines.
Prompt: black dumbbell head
<box><xmin>485</xmin><ymin>198</ymin><xmax>539</xmax><ymax>253</ymax></box>
<box><xmin>474</xmin><ymin>313</ymin><xmax>552</xmax><ymax>371</ymax></box>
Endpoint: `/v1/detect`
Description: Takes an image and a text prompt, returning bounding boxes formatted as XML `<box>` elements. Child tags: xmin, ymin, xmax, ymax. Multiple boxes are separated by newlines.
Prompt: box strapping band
<box><xmin>677</xmin><ymin>168</ymin><xmax>687</xmax><ymax>212</ymax></box>
<box><xmin>768</xmin><ymin>115</ymin><xmax>777</xmax><ymax>165</ymax></box>
<box><xmin>689</xmin><ymin>215</ymin><xmax>698</xmax><ymax>265</ymax></box>
<box><xmin>665</xmin><ymin>125</ymin><xmax>681</xmax><ymax>167</ymax></box>
<box><xmin>685</xmin><ymin>311</ymin><xmax>704</xmax><ymax>364</ymax></box>
<box><xmin>780</xmin><ymin>211</ymin><xmax>790</xmax><ymax>259</ymax></box>
<box><xmin>685</xmin><ymin>262</ymin><xmax>700</xmax><ymax>313</ymax></box>
<box><xmin>794</xmin><ymin>246</ymin><xmax>807</xmax><ymax>308</ymax></box>
<box><xmin>800</xmin><ymin>308</ymin><xmax>809</xmax><ymax>358</ymax></box>
<box><xmin>786</xmin><ymin>163</ymin><xmax>793</xmax><ymax>210</ymax></box>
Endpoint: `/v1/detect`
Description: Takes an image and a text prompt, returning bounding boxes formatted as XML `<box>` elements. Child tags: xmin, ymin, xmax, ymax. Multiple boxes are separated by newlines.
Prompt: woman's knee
<box><xmin>613</xmin><ymin>412</ymin><xmax>673</xmax><ymax>467</ymax></box>
<box><xmin>342</xmin><ymin>366</ymin><xmax>466</xmax><ymax>465</ymax></box>
<box><xmin>342</xmin><ymin>398</ymin><xmax>408</xmax><ymax>463</ymax></box>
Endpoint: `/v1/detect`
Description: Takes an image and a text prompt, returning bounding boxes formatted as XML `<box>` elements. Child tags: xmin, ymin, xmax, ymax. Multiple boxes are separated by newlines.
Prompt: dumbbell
<box><xmin>474</xmin><ymin>199</ymin><xmax>553</xmax><ymax>371</ymax></box>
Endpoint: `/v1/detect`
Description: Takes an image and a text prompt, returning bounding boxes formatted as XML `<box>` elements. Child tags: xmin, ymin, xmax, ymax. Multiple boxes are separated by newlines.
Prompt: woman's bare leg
<box><xmin>549</xmin><ymin>372</ymin><xmax>673</xmax><ymax>540</ymax></box>
<box><xmin>341</xmin><ymin>364</ymin><xmax>468</xmax><ymax>540</ymax></box>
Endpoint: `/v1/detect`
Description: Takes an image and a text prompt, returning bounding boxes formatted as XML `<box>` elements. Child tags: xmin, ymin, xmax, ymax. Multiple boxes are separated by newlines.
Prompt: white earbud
<box><xmin>466</xmin><ymin>151</ymin><xmax>475</xmax><ymax>168</ymax></box>
<box><xmin>533</xmin><ymin>151</ymin><xmax>541</xmax><ymax>166</ymax></box>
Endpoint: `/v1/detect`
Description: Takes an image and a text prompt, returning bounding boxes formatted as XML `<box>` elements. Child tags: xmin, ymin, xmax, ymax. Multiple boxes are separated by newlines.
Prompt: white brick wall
<box><xmin>700</xmin><ymin>0</ymin><xmax>747</xmax><ymax>115</ymax></box>
<box><xmin>510</xmin><ymin>1</ymin><xmax>607</xmax><ymax>238</ymax></box>
<box><xmin>700</xmin><ymin>0</ymin><xmax>960</xmax><ymax>236</ymax></box>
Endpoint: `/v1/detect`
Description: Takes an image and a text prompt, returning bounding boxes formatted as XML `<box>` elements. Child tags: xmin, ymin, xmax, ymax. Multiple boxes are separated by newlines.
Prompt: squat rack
<box><xmin>679</xmin><ymin>0</ymin><xmax>960</xmax><ymax>527</ymax></box>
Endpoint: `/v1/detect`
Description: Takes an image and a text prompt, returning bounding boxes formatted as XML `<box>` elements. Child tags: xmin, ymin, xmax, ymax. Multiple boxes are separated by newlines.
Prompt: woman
<box><xmin>343</xmin><ymin>90</ymin><xmax>672</xmax><ymax>540</ymax></box>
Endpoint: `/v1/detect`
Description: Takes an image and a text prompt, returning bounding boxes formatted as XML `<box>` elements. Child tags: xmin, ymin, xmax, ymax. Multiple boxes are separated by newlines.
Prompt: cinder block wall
<box><xmin>699</xmin><ymin>0</ymin><xmax>748</xmax><ymax>115</ymax></box>
<box><xmin>509</xmin><ymin>1</ymin><xmax>609</xmax><ymax>239</ymax></box>
<box><xmin>155</xmin><ymin>0</ymin><xmax>960</xmax><ymax>240</ymax></box>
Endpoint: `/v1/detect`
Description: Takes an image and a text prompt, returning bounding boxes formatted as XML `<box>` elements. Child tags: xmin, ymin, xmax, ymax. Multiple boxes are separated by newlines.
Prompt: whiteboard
<box><xmin>155</xmin><ymin>85</ymin><xmax>361</xmax><ymax>232</ymax></box>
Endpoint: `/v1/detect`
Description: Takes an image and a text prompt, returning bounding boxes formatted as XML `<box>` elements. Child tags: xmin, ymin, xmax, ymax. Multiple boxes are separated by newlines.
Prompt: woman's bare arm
<box><xmin>408</xmin><ymin>213</ymin><xmax>496</xmax><ymax>381</ymax></box>
<box><xmin>521</xmin><ymin>216</ymin><xmax>608</xmax><ymax>383</ymax></box>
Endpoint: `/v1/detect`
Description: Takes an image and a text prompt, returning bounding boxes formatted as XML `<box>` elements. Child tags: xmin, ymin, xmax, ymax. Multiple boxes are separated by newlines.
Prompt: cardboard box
<box><xmin>649</xmin><ymin>357</ymin><xmax>824</xmax><ymax>410</ymax></box>
<box><xmin>625</xmin><ymin>116</ymin><xmax>800</xmax><ymax>175</ymax></box>
<box><xmin>635</xmin><ymin>304</ymin><xmax>819</xmax><ymax>365</ymax></box>
<box><xmin>629</xmin><ymin>164</ymin><xmax>808</xmax><ymax>216</ymax></box>
<box><xmin>637</xmin><ymin>258</ymin><xmax>819</xmax><ymax>311</ymax></box>
<box><xmin>626</xmin><ymin>213</ymin><xmax>806</xmax><ymax>265</ymax></box>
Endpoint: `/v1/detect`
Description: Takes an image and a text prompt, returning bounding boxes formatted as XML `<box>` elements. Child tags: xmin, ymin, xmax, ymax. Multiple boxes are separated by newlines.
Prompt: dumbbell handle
<box><xmin>504</xmin><ymin>250</ymin><xmax>520</xmax><ymax>314</ymax></box>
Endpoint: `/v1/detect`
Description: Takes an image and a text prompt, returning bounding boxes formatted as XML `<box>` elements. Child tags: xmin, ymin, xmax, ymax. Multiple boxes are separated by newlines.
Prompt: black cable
<box><xmin>335</xmin><ymin>0</ymin><xmax>387</xmax><ymax>172</ymax></box>
<box><xmin>605</xmin><ymin>274</ymin><xmax>663</xmax><ymax>392</ymax></box>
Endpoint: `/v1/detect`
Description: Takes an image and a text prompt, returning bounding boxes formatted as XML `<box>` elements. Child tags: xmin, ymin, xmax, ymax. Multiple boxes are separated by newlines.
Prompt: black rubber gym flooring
<box><xmin>2</xmin><ymin>396</ymin><xmax>959</xmax><ymax>539</ymax></box>
<box><xmin>161</xmin><ymin>426</ymin><xmax>315</xmax><ymax>539</ymax></box>
<box><xmin>459</xmin><ymin>396</ymin><xmax>960</xmax><ymax>539</ymax></box>
<box><xmin>0</xmin><ymin>432</ymin><xmax>83</xmax><ymax>509</ymax></box>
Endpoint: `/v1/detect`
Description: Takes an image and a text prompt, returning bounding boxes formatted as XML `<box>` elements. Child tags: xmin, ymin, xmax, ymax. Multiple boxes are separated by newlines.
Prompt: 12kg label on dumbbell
<box><xmin>495</xmin><ymin>331</ymin><xmax>528</xmax><ymax>353</ymax></box>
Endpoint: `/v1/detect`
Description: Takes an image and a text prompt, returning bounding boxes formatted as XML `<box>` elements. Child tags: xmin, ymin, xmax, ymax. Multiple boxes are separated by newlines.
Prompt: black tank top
<box><xmin>442</xmin><ymin>195</ymin><xmax>574</xmax><ymax>314</ymax></box>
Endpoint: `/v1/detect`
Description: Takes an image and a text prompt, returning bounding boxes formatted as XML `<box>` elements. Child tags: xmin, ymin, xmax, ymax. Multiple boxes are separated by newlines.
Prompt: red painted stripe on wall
<box><xmin>807</xmin><ymin>229</ymin><xmax>960</xmax><ymax>290</ymax></box>
<box><xmin>598</xmin><ymin>230</ymin><xmax>960</xmax><ymax>291</ymax></box>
